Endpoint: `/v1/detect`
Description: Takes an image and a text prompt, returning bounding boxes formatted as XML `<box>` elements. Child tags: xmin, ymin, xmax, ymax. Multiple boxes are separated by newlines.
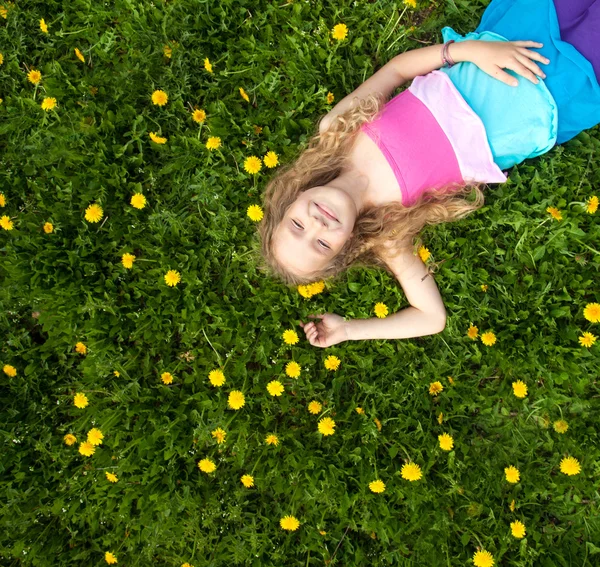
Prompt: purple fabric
<box><xmin>554</xmin><ymin>0</ymin><xmax>600</xmax><ymax>80</ymax></box>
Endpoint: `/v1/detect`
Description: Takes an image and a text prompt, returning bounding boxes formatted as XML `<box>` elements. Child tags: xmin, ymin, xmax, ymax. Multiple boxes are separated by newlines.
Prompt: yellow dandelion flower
<box><xmin>149</xmin><ymin>131</ymin><xmax>167</xmax><ymax>144</ymax></box>
<box><xmin>298</xmin><ymin>284</ymin><xmax>313</xmax><ymax>298</ymax></box>
<box><xmin>74</xmin><ymin>392</ymin><xmax>88</xmax><ymax>408</ymax></box>
<box><xmin>244</xmin><ymin>156</ymin><xmax>262</xmax><ymax>174</ymax></box>
<box><xmin>151</xmin><ymin>89</ymin><xmax>168</xmax><ymax>106</ymax></box>
<box><xmin>75</xmin><ymin>48</ymin><xmax>85</xmax><ymax>63</ymax></box>
<box><xmin>247</xmin><ymin>204</ymin><xmax>264</xmax><ymax>222</ymax></box>
<box><xmin>105</xmin><ymin>472</ymin><xmax>118</xmax><ymax>483</ymax></box>
<box><xmin>310</xmin><ymin>281</ymin><xmax>325</xmax><ymax>295</ymax></box>
<box><xmin>161</xmin><ymin>372</ymin><xmax>174</xmax><ymax>384</ymax></box>
<box><xmin>586</xmin><ymin>195</ymin><xmax>598</xmax><ymax>214</ymax></box>
<box><xmin>326</xmin><ymin>92</ymin><xmax>335</xmax><ymax>104</ymax></box>
<box><xmin>87</xmin><ymin>428</ymin><xmax>104</xmax><ymax>446</ymax></box>
<box><xmin>318</xmin><ymin>417</ymin><xmax>336</xmax><ymax>436</ymax></box>
<box><xmin>192</xmin><ymin>108</ymin><xmax>206</xmax><ymax>123</ymax></box>
<box><xmin>206</xmin><ymin>136</ymin><xmax>221</xmax><ymax>150</ymax></box>
<box><xmin>0</xmin><ymin>192</ymin><xmax>5</xmax><ymax>206</ymax></box>
<box><xmin>84</xmin><ymin>203</ymin><xmax>103</xmax><ymax>223</ymax></box>
<box><xmin>583</xmin><ymin>302</ymin><xmax>600</xmax><ymax>323</ymax></box>
<box><xmin>280</xmin><ymin>515</ymin><xmax>300</xmax><ymax>531</ymax></box>
<box><xmin>0</xmin><ymin>7</ymin><xmax>7</xmax><ymax>19</ymax></box>
<box><xmin>63</xmin><ymin>433</ymin><xmax>77</xmax><ymax>446</ymax></box>
<box><xmin>265</xmin><ymin>434</ymin><xmax>279</xmax><ymax>446</ymax></box>
<box><xmin>27</xmin><ymin>69</ymin><xmax>42</xmax><ymax>84</ymax></box>
<box><xmin>319</xmin><ymin>530</ymin><xmax>327</xmax><ymax>535</ymax></box>
<box><xmin>578</xmin><ymin>331</ymin><xmax>597</xmax><ymax>348</ymax></box>
<box><xmin>504</xmin><ymin>465</ymin><xmax>520</xmax><ymax>483</ymax></box>
<box><xmin>164</xmin><ymin>269</ymin><xmax>181</xmax><ymax>287</ymax></box>
<box><xmin>105</xmin><ymin>551</ymin><xmax>117</xmax><ymax>565</ymax></box>
<box><xmin>331</xmin><ymin>23</ymin><xmax>348</xmax><ymax>41</ymax></box>
<box><xmin>75</xmin><ymin>342</ymin><xmax>87</xmax><ymax>355</ymax></box>
<box><xmin>3</xmin><ymin>364</ymin><xmax>17</xmax><ymax>377</ymax></box>
<box><xmin>355</xmin><ymin>407</ymin><xmax>365</xmax><ymax>415</ymax></box>
<box><xmin>0</xmin><ymin>215</ymin><xmax>14</xmax><ymax>230</ymax></box>
<box><xmin>560</xmin><ymin>456</ymin><xmax>581</xmax><ymax>476</ymax></box>
<box><xmin>40</xmin><ymin>18</ymin><xmax>48</xmax><ymax>33</ymax></box>
<box><xmin>418</xmin><ymin>246</ymin><xmax>431</xmax><ymax>262</ymax></box>
<box><xmin>480</xmin><ymin>331</ymin><xmax>497</xmax><ymax>346</ymax></box>
<box><xmin>163</xmin><ymin>44</ymin><xmax>172</xmax><ymax>58</ymax></box>
<box><xmin>481</xmin><ymin>284</ymin><xmax>488</xmax><ymax>292</ymax></box>
<box><xmin>553</xmin><ymin>419</ymin><xmax>568</xmax><ymax>434</ymax></box>
<box><xmin>181</xmin><ymin>563</ymin><xmax>193</xmax><ymax>567</ymax></box>
<box><xmin>437</xmin><ymin>412</ymin><xmax>443</xmax><ymax>424</ymax></box>
<box><xmin>0</xmin><ymin>53</ymin><xmax>3</xmax><ymax>66</ymax></box>
<box><xmin>374</xmin><ymin>417</ymin><xmax>382</xmax><ymax>431</ymax></box>
<box><xmin>473</xmin><ymin>550</ymin><xmax>494</xmax><ymax>567</ymax></box>
<box><xmin>438</xmin><ymin>433</ymin><xmax>454</xmax><ymax>451</ymax></box>
<box><xmin>467</xmin><ymin>323</ymin><xmax>479</xmax><ymax>340</ymax></box>
<box><xmin>204</xmin><ymin>58</ymin><xmax>213</xmax><ymax>73</ymax></box>
<box><xmin>241</xmin><ymin>474</ymin><xmax>254</xmax><ymax>487</ymax></box>
<box><xmin>211</xmin><ymin>427</ymin><xmax>226</xmax><ymax>444</ymax></box>
<box><xmin>324</xmin><ymin>355</ymin><xmax>341</xmax><ymax>371</ymax></box>
<box><xmin>509</xmin><ymin>499</ymin><xmax>516</xmax><ymax>512</ymax></box>
<box><xmin>239</xmin><ymin>87</ymin><xmax>250</xmax><ymax>102</ymax></box>
<box><xmin>198</xmin><ymin>458</ymin><xmax>216</xmax><ymax>473</ymax></box>
<box><xmin>228</xmin><ymin>390</ymin><xmax>245</xmax><ymax>410</ymax></box>
<box><xmin>510</xmin><ymin>520</ymin><xmax>526</xmax><ymax>539</ymax></box>
<box><xmin>546</xmin><ymin>206</ymin><xmax>562</xmax><ymax>221</ymax></box>
<box><xmin>78</xmin><ymin>441</ymin><xmax>95</xmax><ymax>456</ymax></box>
<box><xmin>308</xmin><ymin>400</ymin><xmax>322</xmax><ymax>415</ymax></box>
<box><xmin>43</xmin><ymin>222</ymin><xmax>54</xmax><ymax>233</ymax></box>
<box><xmin>208</xmin><ymin>369</ymin><xmax>225</xmax><ymax>387</ymax></box>
<box><xmin>130</xmin><ymin>193</ymin><xmax>146</xmax><ymax>209</ymax></box>
<box><xmin>113</xmin><ymin>370</ymin><xmax>120</xmax><ymax>377</ymax></box>
<box><xmin>283</xmin><ymin>329</ymin><xmax>299</xmax><ymax>345</ymax></box>
<box><xmin>263</xmin><ymin>151</ymin><xmax>279</xmax><ymax>168</ymax></box>
<box><xmin>41</xmin><ymin>97</ymin><xmax>57</xmax><ymax>111</ymax></box>
<box><xmin>512</xmin><ymin>380</ymin><xmax>528</xmax><ymax>398</ymax></box>
<box><xmin>429</xmin><ymin>381</ymin><xmax>443</xmax><ymax>396</ymax></box>
<box><xmin>404</xmin><ymin>0</ymin><xmax>417</xmax><ymax>8</ymax></box>
<box><xmin>285</xmin><ymin>361</ymin><xmax>301</xmax><ymax>378</ymax></box>
<box><xmin>267</xmin><ymin>380</ymin><xmax>284</xmax><ymax>397</ymax></box>
<box><xmin>401</xmin><ymin>462</ymin><xmax>422</xmax><ymax>481</ymax></box>
<box><xmin>121</xmin><ymin>253</ymin><xmax>136</xmax><ymax>269</ymax></box>
<box><xmin>374</xmin><ymin>302</ymin><xmax>389</xmax><ymax>318</ymax></box>
<box><xmin>369</xmin><ymin>479</ymin><xmax>386</xmax><ymax>493</ymax></box>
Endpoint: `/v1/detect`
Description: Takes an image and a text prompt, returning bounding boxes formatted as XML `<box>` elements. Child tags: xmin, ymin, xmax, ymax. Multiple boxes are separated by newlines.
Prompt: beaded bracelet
<box><xmin>441</xmin><ymin>39</ymin><xmax>456</xmax><ymax>68</ymax></box>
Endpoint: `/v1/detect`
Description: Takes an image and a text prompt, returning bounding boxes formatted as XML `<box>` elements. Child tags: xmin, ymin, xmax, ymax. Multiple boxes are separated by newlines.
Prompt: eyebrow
<box><xmin>286</xmin><ymin>223</ymin><xmax>329</xmax><ymax>256</ymax></box>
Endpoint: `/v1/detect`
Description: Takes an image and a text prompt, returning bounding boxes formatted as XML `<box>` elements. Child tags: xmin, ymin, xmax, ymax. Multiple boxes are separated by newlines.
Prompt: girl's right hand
<box><xmin>299</xmin><ymin>313</ymin><xmax>350</xmax><ymax>348</ymax></box>
<box><xmin>459</xmin><ymin>39</ymin><xmax>550</xmax><ymax>87</ymax></box>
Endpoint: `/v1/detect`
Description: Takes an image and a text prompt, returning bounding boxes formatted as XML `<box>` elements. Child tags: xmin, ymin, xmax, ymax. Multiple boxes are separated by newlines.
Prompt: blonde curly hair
<box><xmin>254</xmin><ymin>92</ymin><xmax>485</xmax><ymax>286</ymax></box>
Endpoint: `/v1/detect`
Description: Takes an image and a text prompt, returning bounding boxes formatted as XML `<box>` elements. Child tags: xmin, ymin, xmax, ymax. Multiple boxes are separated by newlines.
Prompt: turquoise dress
<box><xmin>438</xmin><ymin>0</ymin><xmax>600</xmax><ymax>170</ymax></box>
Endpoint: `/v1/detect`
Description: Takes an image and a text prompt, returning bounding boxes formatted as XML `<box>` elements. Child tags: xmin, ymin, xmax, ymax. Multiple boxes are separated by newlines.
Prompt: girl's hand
<box><xmin>460</xmin><ymin>40</ymin><xmax>550</xmax><ymax>87</ymax></box>
<box><xmin>299</xmin><ymin>313</ymin><xmax>350</xmax><ymax>348</ymax></box>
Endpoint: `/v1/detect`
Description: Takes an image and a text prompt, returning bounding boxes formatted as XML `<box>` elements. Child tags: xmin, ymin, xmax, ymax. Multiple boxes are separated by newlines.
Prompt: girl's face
<box><xmin>272</xmin><ymin>186</ymin><xmax>357</xmax><ymax>277</ymax></box>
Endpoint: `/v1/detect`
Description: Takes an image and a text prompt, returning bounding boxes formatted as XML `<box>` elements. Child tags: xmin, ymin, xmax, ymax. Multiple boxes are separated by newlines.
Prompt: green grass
<box><xmin>1</xmin><ymin>0</ymin><xmax>599</xmax><ymax>565</ymax></box>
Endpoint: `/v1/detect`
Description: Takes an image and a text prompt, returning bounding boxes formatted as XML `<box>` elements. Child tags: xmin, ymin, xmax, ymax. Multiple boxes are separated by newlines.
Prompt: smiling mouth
<box><xmin>316</xmin><ymin>203</ymin><xmax>338</xmax><ymax>222</ymax></box>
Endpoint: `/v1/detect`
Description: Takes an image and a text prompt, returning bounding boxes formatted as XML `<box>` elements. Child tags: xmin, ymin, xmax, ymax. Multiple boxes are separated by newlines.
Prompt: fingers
<box><xmin>512</xmin><ymin>41</ymin><xmax>543</xmax><ymax>48</ymax></box>
<box><xmin>515</xmin><ymin>54</ymin><xmax>545</xmax><ymax>80</ymax></box>
<box><xmin>511</xmin><ymin>56</ymin><xmax>542</xmax><ymax>83</ymax></box>
<box><xmin>517</xmin><ymin>47</ymin><xmax>550</xmax><ymax>66</ymax></box>
<box><xmin>491</xmin><ymin>65</ymin><xmax>520</xmax><ymax>87</ymax></box>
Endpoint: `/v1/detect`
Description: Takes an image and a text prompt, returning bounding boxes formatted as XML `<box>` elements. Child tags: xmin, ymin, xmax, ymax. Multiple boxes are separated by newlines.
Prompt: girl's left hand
<box><xmin>462</xmin><ymin>39</ymin><xmax>550</xmax><ymax>87</ymax></box>
<box><xmin>299</xmin><ymin>313</ymin><xmax>350</xmax><ymax>348</ymax></box>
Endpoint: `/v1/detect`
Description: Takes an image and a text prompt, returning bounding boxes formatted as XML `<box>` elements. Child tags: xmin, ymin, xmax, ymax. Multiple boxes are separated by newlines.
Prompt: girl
<box><xmin>256</xmin><ymin>0</ymin><xmax>600</xmax><ymax>348</ymax></box>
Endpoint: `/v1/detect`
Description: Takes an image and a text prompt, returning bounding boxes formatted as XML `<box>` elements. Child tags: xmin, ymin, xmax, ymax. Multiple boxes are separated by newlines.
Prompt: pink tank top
<box><xmin>359</xmin><ymin>71</ymin><xmax>507</xmax><ymax>206</ymax></box>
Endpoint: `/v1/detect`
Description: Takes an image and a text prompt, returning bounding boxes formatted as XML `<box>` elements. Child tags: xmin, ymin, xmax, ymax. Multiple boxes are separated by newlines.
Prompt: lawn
<box><xmin>0</xmin><ymin>0</ymin><xmax>599</xmax><ymax>566</ymax></box>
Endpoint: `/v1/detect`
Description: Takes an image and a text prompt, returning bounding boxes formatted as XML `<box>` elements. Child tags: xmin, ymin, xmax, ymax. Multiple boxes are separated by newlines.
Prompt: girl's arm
<box><xmin>345</xmin><ymin>246</ymin><xmax>446</xmax><ymax>341</ymax></box>
<box><xmin>299</xmin><ymin>246</ymin><xmax>447</xmax><ymax>347</ymax></box>
<box><xmin>320</xmin><ymin>39</ymin><xmax>548</xmax><ymax>133</ymax></box>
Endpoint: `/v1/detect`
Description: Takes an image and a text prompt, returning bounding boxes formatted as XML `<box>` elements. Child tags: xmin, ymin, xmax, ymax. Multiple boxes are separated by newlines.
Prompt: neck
<box><xmin>326</xmin><ymin>169</ymin><xmax>371</xmax><ymax>213</ymax></box>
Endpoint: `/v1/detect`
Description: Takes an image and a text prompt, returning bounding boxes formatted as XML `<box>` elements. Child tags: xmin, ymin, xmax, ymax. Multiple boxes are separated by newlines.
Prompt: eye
<box><xmin>318</xmin><ymin>240</ymin><xmax>330</xmax><ymax>250</ymax></box>
<box><xmin>292</xmin><ymin>220</ymin><xmax>302</xmax><ymax>229</ymax></box>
